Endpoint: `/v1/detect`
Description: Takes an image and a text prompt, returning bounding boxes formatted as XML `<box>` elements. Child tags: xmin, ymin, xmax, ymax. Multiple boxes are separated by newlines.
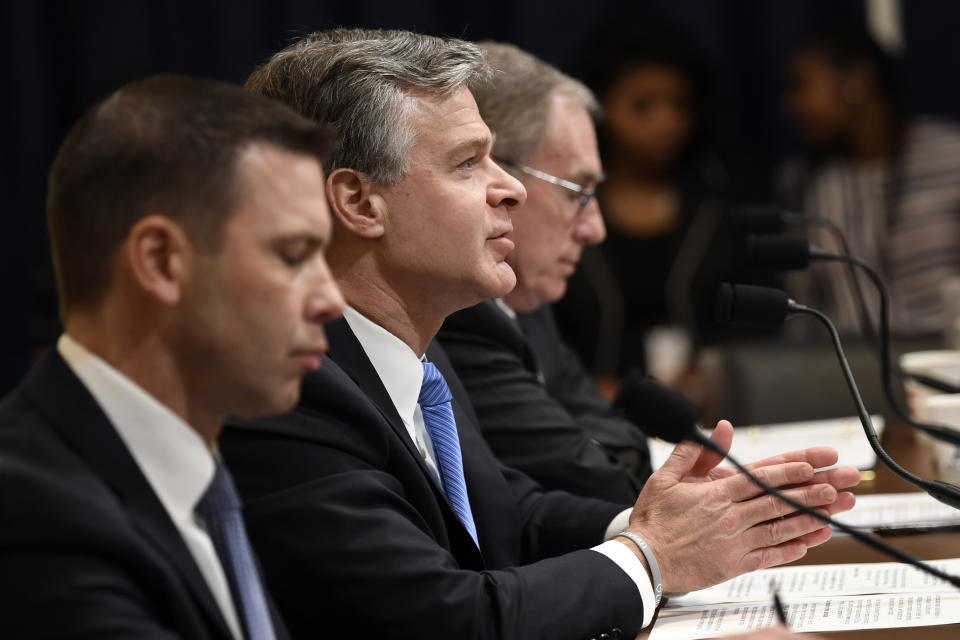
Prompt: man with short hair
<box><xmin>438</xmin><ymin>42</ymin><xmax>652</xmax><ymax>503</ymax></box>
<box><xmin>0</xmin><ymin>74</ymin><xmax>344</xmax><ymax>638</ymax></box>
<box><xmin>221</xmin><ymin>28</ymin><xmax>859</xmax><ymax>640</ymax></box>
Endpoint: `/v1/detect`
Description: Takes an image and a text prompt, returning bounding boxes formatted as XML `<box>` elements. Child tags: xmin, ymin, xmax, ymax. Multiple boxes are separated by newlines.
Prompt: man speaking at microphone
<box><xmin>437</xmin><ymin>42</ymin><xmax>652</xmax><ymax>503</ymax></box>
<box><xmin>220</xmin><ymin>28</ymin><xmax>860</xmax><ymax>640</ymax></box>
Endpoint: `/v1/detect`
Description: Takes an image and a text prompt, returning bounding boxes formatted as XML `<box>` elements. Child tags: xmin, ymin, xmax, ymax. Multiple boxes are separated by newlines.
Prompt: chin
<box><xmin>235</xmin><ymin>385</ymin><xmax>301</xmax><ymax>419</ymax></box>
<box><xmin>542</xmin><ymin>280</ymin><xmax>568</xmax><ymax>305</ymax></box>
<box><xmin>487</xmin><ymin>263</ymin><xmax>518</xmax><ymax>298</ymax></box>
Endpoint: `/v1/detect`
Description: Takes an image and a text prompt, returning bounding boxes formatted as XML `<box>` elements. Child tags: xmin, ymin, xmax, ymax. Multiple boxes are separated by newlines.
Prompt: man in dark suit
<box><xmin>0</xmin><ymin>75</ymin><xmax>344</xmax><ymax>638</ymax></box>
<box><xmin>221</xmin><ymin>28</ymin><xmax>860</xmax><ymax>640</ymax></box>
<box><xmin>437</xmin><ymin>44</ymin><xmax>654</xmax><ymax>503</ymax></box>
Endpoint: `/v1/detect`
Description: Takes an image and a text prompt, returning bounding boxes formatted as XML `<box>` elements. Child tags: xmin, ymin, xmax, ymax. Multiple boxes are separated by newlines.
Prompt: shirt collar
<box><xmin>342</xmin><ymin>306</ymin><xmax>425</xmax><ymax>427</ymax></box>
<box><xmin>493</xmin><ymin>297</ymin><xmax>517</xmax><ymax>320</ymax></box>
<box><xmin>57</xmin><ymin>334</ymin><xmax>215</xmax><ymax>525</ymax></box>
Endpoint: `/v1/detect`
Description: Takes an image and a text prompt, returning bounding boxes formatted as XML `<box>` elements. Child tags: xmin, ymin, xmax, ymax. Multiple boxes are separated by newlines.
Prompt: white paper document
<box><xmin>650</xmin><ymin>592</ymin><xmax>960</xmax><ymax>638</ymax></box>
<box><xmin>648</xmin><ymin>415</ymin><xmax>884</xmax><ymax>471</ymax></box>
<box><xmin>666</xmin><ymin>558</ymin><xmax>960</xmax><ymax>606</ymax></box>
<box><xmin>649</xmin><ymin>559</ymin><xmax>960</xmax><ymax>639</ymax></box>
<box><xmin>831</xmin><ymin>492</ymin><xmax>960</xmax><ymax>529</ymax></box>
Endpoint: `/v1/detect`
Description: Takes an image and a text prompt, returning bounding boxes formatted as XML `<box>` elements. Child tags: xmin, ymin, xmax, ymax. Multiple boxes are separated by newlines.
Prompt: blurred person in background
<box><xmin>554</xmin><ymin>11</ymin><xmax>760</xmax><ymax>379</ymax></box>
<box><xmin>780</xmin><ymin>21</ymin><xmax>960</xmax><ymax>336</ymax></box>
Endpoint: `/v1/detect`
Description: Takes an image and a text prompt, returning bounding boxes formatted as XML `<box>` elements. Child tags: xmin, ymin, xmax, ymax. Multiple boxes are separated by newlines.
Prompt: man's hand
<box><xmin>625</xmin><ymin>420</ymin><xmax>859</xmax><ymax>593</ymax></box>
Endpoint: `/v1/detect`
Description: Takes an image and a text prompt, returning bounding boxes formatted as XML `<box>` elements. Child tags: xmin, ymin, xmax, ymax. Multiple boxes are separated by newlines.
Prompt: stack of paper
<box><xmin>649</xmin><ymin>559</ymin><xmax>960</xmax><ymax>639</ymax></box>
<box><xmin>648</xmin><ymin>415</ymin><xmax>885</xmax><ymax>471</ymax></box>
<box><xmin>832</xmin><ymin>492</ymin><xmax>960</xmax><ymax>530</ymax></box>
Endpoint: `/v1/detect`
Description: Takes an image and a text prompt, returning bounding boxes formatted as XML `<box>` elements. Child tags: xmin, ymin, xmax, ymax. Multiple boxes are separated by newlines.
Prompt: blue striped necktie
<box><xmin>419</xmin><ymin>361</ymin><xmax>479</xmax><ymax>546</ymax></box>
<box><xmin>196</xmin><ymin>462</ymin><xmax>277</xmax><ymax>640</ymax></box>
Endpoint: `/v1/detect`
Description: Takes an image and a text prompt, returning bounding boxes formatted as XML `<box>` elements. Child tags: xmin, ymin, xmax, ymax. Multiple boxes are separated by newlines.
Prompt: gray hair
<box><xmin>474</xmin><ymin>42</ymin><xmax>601</xmax><ymax>163</ymax></box>
<box><xmin>245</xmin><ymin>28</ymin><xmax>492</xmax><ymax>184</ymax></box>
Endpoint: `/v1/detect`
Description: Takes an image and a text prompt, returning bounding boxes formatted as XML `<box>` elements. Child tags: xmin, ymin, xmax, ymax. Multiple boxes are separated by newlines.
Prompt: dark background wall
<box><xmin>4</xmin><ymin>0</ymin><xmax>960</xmax><ymax>393</ymax></box>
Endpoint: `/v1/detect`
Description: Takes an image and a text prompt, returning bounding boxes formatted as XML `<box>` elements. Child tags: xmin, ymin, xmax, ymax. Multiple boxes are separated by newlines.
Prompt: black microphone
<box><xmin>746</xmin><ymin>236</ymin><xmax>814</xmax><ymax>270</ymax></box>
<box><xmin>744</xmin><ymin>237</ymin><xmax>960</xmax><ymax>444</ymax></box>
<box><xmin>615</xmin><ymin>372</ymin><xmax>960</xmax><ymax>590</ymax></box>
<box><xmin>735</xmin><ymin>205</ymin><xmax>877</xmax><ymax>360</ymax></box>
<box><xmin>731</xmin><ymin>206</ymin><xmax>807</xmax><ymax>234</ymax></box>
<box><xmin>715</xmin><ymin>283</ymin><xmax>960</xmax><ymax>507</ymax></box>
<box><xmin>746</xmin><ymin>235</ymin><xmax>960</xmax><ymax>395</ymax></box>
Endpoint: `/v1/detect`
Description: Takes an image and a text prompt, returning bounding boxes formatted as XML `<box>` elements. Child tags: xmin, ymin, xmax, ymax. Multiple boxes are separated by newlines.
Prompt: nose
<box><xmin>488</xmin><ymin>160</ymin><xmax>527</xmax><ymax>212</ymax></box>
<box><xmin>574</xmin><ymin>198</ymin><xmax>606</xmax><ymax>246</ymax></box>
<box><xmin>305</xmin><ymin>258</ymin><xmax>346</xmax><ymax>325</ymax></box>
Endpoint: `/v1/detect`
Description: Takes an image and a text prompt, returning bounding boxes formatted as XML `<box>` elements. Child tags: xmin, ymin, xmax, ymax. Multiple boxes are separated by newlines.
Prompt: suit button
<box><xmin>600</xmin><ymin>634</ymin><xmax>610</xmax><ymax>639</ymax></box>
<box><xmin>611</xmin><ymin>629</ymin><xmax>622</xmax><ymax>639</ymax></box>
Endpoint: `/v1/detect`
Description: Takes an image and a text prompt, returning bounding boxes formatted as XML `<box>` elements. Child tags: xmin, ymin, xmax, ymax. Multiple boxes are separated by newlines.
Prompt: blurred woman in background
<box><xmin>780</xmin><ymin>22</ymin><xmax>960</xmax><ymax>336</ymax></box>
<box><xmin>554</xmin><ymin>11</ymin><xmax>759</xmax><ymax>378</ymax></box>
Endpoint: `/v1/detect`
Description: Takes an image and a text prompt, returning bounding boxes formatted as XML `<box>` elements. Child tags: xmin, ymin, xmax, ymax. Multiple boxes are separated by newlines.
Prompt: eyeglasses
<box><xmin>496</xmin><ymin>158</ymin><xmax>599</xmax><ymax>212</ymax></box>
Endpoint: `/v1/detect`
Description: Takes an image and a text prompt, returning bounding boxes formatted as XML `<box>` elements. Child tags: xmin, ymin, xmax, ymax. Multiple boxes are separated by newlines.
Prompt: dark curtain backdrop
<box><xmin>4</xmin><ymin>0</ymin><xmax>960</xmax><ymax>393</ymax></box>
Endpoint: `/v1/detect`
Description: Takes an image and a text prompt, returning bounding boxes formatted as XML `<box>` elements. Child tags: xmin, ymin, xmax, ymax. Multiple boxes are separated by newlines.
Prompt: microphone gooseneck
<box><xmin>695</xmin><ymin>431</ymin><xmax>960</xmax><ymax>590</ymax></box>
<box><xmin>791</xmin><ymin>302</ymin><xmax>960</xmax><ymax>508</ymax></box>
<box><xmin>734</xmin><ymin>205</ymin><xmax>876</xmax><ymax>336</ymax></box>
<box><xmin>616</xmin><ymin>373</ymin><xmax>960</xmax><ymax>590</ymax></box>
<box><xmin>743</xmin><ymin>240</ymin><xmax>960</xmax><ymax>445</ymax></box>
<box><xmin>817</xmin><ymin>254</ymin><xmax>960</xmax><ymax>444</ymax></box>
<box><xmin>715</xmin><ymin>284</ymin><xmax>960</xmax><ymax>509</ymax></box>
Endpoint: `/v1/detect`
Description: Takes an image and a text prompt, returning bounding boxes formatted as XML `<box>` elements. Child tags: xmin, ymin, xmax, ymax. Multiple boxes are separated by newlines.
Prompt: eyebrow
<box><xmin>570</xmin><ymin>168</ymin><xmax>606</xmax><ymax>186</ymax></box>
<box><xmin>274</xmin><ymin>232</ymin><xmax>328</xmax><ymax>251</ymax></box>
<box><xmin>448</xmin><ymin>133</ymin><xmax>494</xmax><ymax>161</ymax></box>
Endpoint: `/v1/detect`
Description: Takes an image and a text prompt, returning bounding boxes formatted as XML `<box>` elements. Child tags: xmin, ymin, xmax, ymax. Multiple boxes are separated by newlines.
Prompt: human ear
<box><xmin>326</xmin><ymin>168</ymin><xmax>386</xmax><ymax>239</ymax></box>
<box><xmin>123</xmin><ymin>215</ymin><xmax>193</xmax><ymax>305</ymax></box>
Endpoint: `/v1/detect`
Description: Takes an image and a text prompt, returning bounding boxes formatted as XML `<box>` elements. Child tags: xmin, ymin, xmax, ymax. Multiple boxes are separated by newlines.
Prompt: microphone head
<box><xmin>746</xmin><ymin>235</ymin><xmax>812</xmax><ymax>270</ymax></box>
<box><xmin>716</xmin><ymin>283</ymin><xmax>791</xmax><ymax>327</ymax></box>
<box><xmin>730</xmin><ymin>205</ymin><xmax>787</xmax><ymax>234</ymax></box>
<box><xmin>616</xmin><ymin>371</ymin><xmax>700</xmax><ymax>444</ymax></box>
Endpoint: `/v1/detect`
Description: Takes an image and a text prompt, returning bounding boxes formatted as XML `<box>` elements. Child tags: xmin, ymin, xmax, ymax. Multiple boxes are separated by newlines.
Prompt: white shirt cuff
<box><xmin>603</xmin><ymin>508</ymin><xmax>633</xmax><ymax>541</ymax></box>
<box><xmin>591</xmin><ymin>540</ymin><xmax>656</xmax><ymax>629</ymax></box>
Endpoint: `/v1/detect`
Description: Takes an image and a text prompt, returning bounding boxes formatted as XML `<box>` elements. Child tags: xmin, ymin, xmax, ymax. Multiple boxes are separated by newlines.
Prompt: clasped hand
<box><xmin>626</xmin><ymin>420</ymin><xmax>860</xmax><ymax>593</ymax></box>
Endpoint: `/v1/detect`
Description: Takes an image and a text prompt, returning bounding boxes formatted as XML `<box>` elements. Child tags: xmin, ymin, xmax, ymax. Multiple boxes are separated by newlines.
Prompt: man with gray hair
<box><xmin>221</xmin><ymin>28</ymin><xmax>857</xmax><ymax>640</ymax></box>
<box><xmin>439</xmin><ymin>42</ymin><xmax>654</xmax><ymax>503</ymax></box>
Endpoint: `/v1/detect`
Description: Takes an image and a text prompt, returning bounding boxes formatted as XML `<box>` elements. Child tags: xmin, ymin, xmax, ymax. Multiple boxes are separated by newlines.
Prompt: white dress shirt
<box><xmin>58</xmin><ymin>334</ymin><xmax>244</xmax><ymax>640</ymax></box>
<box><xmin>342</xmin><ymin>306</ymin><xmax>657</xmax><ymax>627</ymax></box>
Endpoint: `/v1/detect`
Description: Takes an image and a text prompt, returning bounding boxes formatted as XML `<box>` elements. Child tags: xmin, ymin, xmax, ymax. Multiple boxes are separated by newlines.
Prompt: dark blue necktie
<box><xmin>196</xmin><ymin>463</ymin><xmax>277</xmax><ymax>640</ymax></box>
<box><xmin>419</xmin><ymin>361</ymin><xmax>479</xmax><ymax>546</ymax></box>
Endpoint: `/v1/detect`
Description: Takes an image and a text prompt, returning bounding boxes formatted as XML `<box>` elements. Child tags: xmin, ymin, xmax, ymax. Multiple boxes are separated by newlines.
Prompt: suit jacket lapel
<box><xmin>481</xmin><ymin>300</ymin><xmax>544</xmax><ymax>378</ymax></box>
<box><xmin>22</xmin><ymin>351</ymin><xmax>235</xmax><ymax>639</ymax></box>
<box><xmin>325</xmin><ymin>319</ymin><xmax>484</xmax><ymax>563</ymax></box>
<box><xmin>324</xmin><ymin>319</ymin><xmax>445</xmax><ymax>489</ymax></box>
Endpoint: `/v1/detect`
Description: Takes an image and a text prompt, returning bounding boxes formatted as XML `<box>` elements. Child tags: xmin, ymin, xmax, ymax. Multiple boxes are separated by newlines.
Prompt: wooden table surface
<box><xmin>636</xmin><ymin>420</ymin><xmax>960</xmax><ymax>639</ymax></box>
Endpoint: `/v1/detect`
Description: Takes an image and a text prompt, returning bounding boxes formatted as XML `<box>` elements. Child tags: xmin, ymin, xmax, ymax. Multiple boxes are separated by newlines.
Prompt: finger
<box><xmin>722</xmin><ymin>462</ymin><xmax>814</xmax><ymax>502</ymax></box>
<box><xmin>656</xmin><ymin>439</ymin><xmax>706</xmax><ymax>482</ymax></box>
<box><xmin>737</xmin><ymin>483</ymin><xmax>840</xmax><ymax>525</ymax></box>
<box><xmin>820</xmin><ymin>490</ymin><xmax>856</xmax><ymax>517</ymax></box>
<box><xmin>794</xmin><ymin>525</ymin><xmax>833</xmax><ymax>549</ymax></box>
<box><xmin>781</xmin><ymin>466</ymin><xmax>861</xmax><ymax>492</ymax></box>
<box><xmin>689</xmin><ymin>420</ymin><xmax>733</xmax><ymax>477</ymax></box>
<box><xmin>744</xmin><ymin>493</ymin><xmax>856</xmax><ymax>550</ymax></box>
<box><xmin>706</xmin><ymin>465</ymin><xmax>738</xmax><ymax>481</ymax></box>
<box><xmin>808</xmin><ymin>466</ymin><xmax>861</xmax><ymax>490</ymax></box>
<box><xmin>740</xmin><ymin>539</ymin><xmax>807</xmax><ymax>575</ymax></box>
<box><xmin>743</xmin><ymin>447</ymin><xmax>839</xmax><ymax>471</ymax></box>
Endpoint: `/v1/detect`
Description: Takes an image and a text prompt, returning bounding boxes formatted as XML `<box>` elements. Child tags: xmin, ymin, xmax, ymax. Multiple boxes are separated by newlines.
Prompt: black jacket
<box><xmin>220</xmin><ymin>318</ymin><xmax>643</xmax><ymax>640</ymax></box>
<box><xmin>439</xmin><ymin>300</ymin><xmax>651</xmax><ymax>503</ymax></box>
<box><xmin>0</xmin><ymin>351</ymin><xmax>288</xmax><ymax>639</ymax></box>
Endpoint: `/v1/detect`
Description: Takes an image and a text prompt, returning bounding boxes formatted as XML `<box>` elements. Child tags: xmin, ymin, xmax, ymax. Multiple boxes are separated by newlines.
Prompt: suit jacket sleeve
<box><xmin>221</xmin><ymin>382</ymin><xmax>645</xmax><ymax>640</ymax></box>
<box><xmin>526</xmin><ymin>307</ymin><xmax>653</xmax><ymax>479</ymax></box>
<box><xmin>439</xmin><ymin>303</ymin><xmax>647</xmax><ymax>504</ymax></box>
